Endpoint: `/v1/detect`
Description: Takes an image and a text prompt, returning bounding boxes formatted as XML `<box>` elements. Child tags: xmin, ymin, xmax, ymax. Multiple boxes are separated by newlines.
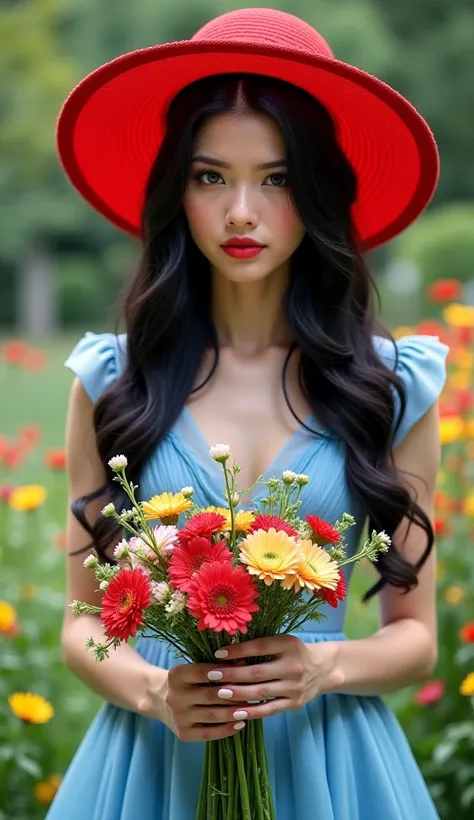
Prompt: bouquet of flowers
<box><xmin>72</xmin><ymin>444</ymin><xmax>390</xmax><ymax>820</ymax></box>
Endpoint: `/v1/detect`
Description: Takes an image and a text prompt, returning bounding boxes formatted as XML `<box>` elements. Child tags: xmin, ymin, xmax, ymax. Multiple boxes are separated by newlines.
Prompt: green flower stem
<box><xmin>224</xmin><ymin>737</ymin><xmax>236</xmax><ymax>820</ymax></box>
<box><xmin>255</xmin><ymin>719</ymin><xmax>276</xmax><ymax>819</ymax></box>
<box><xmin>222</xmin><ymin>464</ymin><xmax>236</xmax><ymax>549</ymax></box>
<box><xmin>218</xmin><ymin>739</ymin><xmax>228</xmax><ymax>819</ymax></box>
<box><xmin>208</xmin><ymin>741</ymin><xmax>217</xmax><ymax>820</ymax></box>
<box><xmin>196</xmin><ymin>742</ymin><xmax>209</xmax><ymax>820</ymax></box>
<box><xmin>233</xmin><ymin>731</ymin><xmax>252</xmax><ymax>820</ymax></box>
<box><xmin>249</xmin><ymin>721</ymin><xmax>265</xmax><ymax>820</ymax></box>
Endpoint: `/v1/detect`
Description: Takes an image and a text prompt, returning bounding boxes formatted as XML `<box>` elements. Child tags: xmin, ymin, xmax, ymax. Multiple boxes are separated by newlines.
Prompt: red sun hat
<box><xmin>56</xmin><ymin>7</ymin><xmax>439</xmax><ymax>251</ymax></box>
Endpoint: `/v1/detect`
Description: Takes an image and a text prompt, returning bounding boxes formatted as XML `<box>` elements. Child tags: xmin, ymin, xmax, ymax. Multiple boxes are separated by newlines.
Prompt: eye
<box><xmin>264</xmin><ymin>173</ymin><xmax>288</xmax><ymax>187</ymax></box>
<box><xmin>194</xmin><ymin>170</ymin><xmax>224</xmax><ymax>185</ymax></box>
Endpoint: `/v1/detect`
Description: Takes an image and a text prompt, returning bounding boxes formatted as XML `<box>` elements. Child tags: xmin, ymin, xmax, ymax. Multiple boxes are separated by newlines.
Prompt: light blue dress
<box><xmin>47</xmin><ymin>331</ymin><xmax>448</xmax><ymax>820</ymax></box>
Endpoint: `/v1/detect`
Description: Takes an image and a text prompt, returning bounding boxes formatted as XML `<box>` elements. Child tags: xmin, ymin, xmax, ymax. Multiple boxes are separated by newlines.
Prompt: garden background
<box><xmin>1</xmin><ymin>0</ymin><xmax>474</xmax><ymax>818</ymax></box>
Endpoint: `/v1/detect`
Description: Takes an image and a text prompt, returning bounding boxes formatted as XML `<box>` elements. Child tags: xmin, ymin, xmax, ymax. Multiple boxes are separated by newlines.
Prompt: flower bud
<box><xmin>282</xmin><ymin>470</ymin><xmax>297</xmax><ymax>484</ymax></box>
<box><xmin>231</xmin><ymin>492</ymin><xmax>240</xmax><ymax>507</ymax></box>
<box><xmin>296</xmin><ymin>473</ymin><xmax>309</xmax><ymax>486</ymax></box>
<box><xmin>180</xmin><ymin>486</ymin><xmax>194</xmax><ymax>498</ymax></box>
<box><xmin>210</xmin><ymin>444</ymin><xmax>231</xmax><ymax>463</ymax></box>
<box><xmin>83</xmin><ymin>553</ymin><xmax>99</xmax><ymax>569</ymax></box>
<box><xmin>101</xmin><ymin>502</ymin><xmax>116</xmax><ymax>518</ymax></box>
<box><xmin>99</xmin><ymin>580</ymin><xmax>109</xmax><ymax>591</ymax></box>
<box><xmin>108</xmin><ymin>455</ymin><xmax>128</xmax><ymax>471</ymax></box>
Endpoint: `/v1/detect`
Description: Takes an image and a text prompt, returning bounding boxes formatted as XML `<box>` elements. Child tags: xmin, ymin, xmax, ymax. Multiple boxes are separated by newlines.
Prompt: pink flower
<box><xmin>414</xmin><ymin>679</ymin><xmax>445</xmax><ymax>706</ymax></box>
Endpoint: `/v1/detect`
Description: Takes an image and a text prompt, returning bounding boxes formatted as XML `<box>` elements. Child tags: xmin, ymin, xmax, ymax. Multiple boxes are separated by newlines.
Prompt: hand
<box><xmin>202</xmin><ymin>634</ymin><xmax>342</xmax><ymax>720</ymax></box>
<box><xmin>156</xmin><ymin>661</ymin><xmax>251</xmax><ymax>742</ymax></box>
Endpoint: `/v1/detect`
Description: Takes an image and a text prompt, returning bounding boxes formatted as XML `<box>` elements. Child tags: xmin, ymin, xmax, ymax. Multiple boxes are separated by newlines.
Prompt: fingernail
<box><xmin>215</xmin><ymin>649</ymin><xmax>229</xmax><ymax>659</ymax></box>
<box><xmin>233</xmin><ymin>710</ymin><xmax>248</xmax><ymax>720</ymax></box>
<box><xmin>217</xmin><ymin>688</ymin><xmax>233</xmax><ymax>699</ymax></box>
<box><xmin>233</xmin><ymin>721</ymin><xmax>246</xmax><ymax>731</ymax></box>
<box><xmin>207</xmin><ymin>670</ymin><xmax>223</xmax><ymax>681</ymax></box>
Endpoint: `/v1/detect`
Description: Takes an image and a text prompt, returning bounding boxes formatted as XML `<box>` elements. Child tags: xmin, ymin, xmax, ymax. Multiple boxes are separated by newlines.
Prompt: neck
<box><xmin>210</xmin><ymin>263</ymin><xmax>292</xmax><ymax>357</ymax></box>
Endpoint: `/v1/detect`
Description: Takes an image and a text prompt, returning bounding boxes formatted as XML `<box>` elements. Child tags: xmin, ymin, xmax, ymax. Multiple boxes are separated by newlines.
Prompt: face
<box><xmin>182</xmin><ymin>111</ymin><xmax>305</xmax><ymax>284</ymax></box>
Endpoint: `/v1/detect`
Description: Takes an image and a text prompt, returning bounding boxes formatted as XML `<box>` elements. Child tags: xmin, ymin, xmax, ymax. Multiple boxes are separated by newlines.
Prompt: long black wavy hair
<box><xmin>72</xmin><ymin>73</ymin><xmax>434</xmax><ymax>601</ymax></box>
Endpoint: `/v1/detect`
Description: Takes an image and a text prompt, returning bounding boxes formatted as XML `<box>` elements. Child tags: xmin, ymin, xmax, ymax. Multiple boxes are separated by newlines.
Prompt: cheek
<box><xmin>272</xmin><ymin>201</ymin><xmax>305</xmax><ymax>251</ymax></box>
<box><xmin>183</xmin><ymin>194</ymin><xmax>214</xmax><ymax>245</ymax></box>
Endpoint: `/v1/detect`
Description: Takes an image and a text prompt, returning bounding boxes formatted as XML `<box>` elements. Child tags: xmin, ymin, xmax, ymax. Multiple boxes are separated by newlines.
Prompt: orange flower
<box><xmin>427</xmin><ymin>278</ymin><xmax>462</xmax><ymax>303</ymax></box>
<box><xmin>460</xmin><ymin>622</ymin><xmax>474</xmax><ymax>643</ymax></box>
<box><xmin>22</xmin><ymin>349</ymin><xmax>47</xmax><ymax>372</ymax></box>
<box><xmin>9</xmin><ymin>484</ymin><xmax>47</xmax><ymax>512</ymax></box>
<box><xmin>34</xmin><ymin>775</ymin><xmax>62</xmax><ymax>804</ymax></box>
<box><xmin>9</xmin><ymin>693</ymin><xmax>54</xmax><ymax>723</ymax></box>
<box><xmin>45</xmin><ymin>448</ymin><xmax>67</xmax><ymax>470</ymax></box>
<box><xmin>434</xmin><ymin>519</ymin><xmax>447</xmax><ymax>537</ymax></box>
<box><xmin>0</xmin><ymin>601</ymin><xmax>20</xmax><ymax>636</ymax></box>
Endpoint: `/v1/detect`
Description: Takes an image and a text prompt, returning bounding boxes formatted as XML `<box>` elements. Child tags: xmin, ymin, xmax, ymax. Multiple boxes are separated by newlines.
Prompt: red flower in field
<box><xmin>179</xmin><ymin>512</ymin><xmax>227</xmax><ymax>542</ymax></box>
<box><xmin>427</xmin><ymin>278</ymin><xmax>462</xmax><ymax>303</ymax></box>
<box><xmin>306</xmin><ymin>515</ymin><xmax>340</xmax><ymax>545</ymax></box>
<box><xmin>169</xmin><ymin>536</ymin><xmax>233</xmax><ymax>592</ymax></box>
<box><xmin>249</xmin><ymin>514</ymin><xmax>298</xmax><ymax>537</ymax></box>
<box><xmin>45</xmin><ymin>449</ymin><xmax>67</xmax><ymax>470</ymax></box>
<box><xmin>0</xmin><ymin>484</ymin><xmax>15</xmax><ymax>503</ymax></box>
<box><xmin>414</xmin><ymin>679</ymin><xmax>445</xmax><ymax>706</ymax></box>
<box><xmin>320</xmin><ymin>570</ymin><xmax>347</xmax><ymax>609</ymax></box>
<box><xmin>2</xmin><ymin>339</ymin><xmax>29</xmax><ymax>366</ymax></box>
<box><xmin>460</xmin><ymin>622</ymin><xmax>474</xmax><ymax>643</ymax></box>
<box><xmin>187</xmin><ymin>560</ymin><xmax>259</xmax><ymax>635</ymax></box>
<box><xmin>434</xmin><ymin>519</ymin><xmax>447</xmax><ymax>537</ymax></box>
<box><xmin>101</xmin><ymin>568</ymin><xmax>152</xmax><ymax>641</ymax></box>
<box><xmin>19</xmin><ymin>425</ymin><xmax>42</xmax><ymax>447</ymax></box>
<box><xmin>2</xmin><ymin>446</ymin><xmax>25</xmax><ymax>471</ymax></box>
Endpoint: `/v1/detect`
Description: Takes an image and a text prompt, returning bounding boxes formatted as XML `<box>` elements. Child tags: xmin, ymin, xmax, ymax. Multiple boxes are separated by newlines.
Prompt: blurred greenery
<box><xmin>0</xmin><ymin>0</ymin><xmax>474</xmax><ymax>329</ymax></box>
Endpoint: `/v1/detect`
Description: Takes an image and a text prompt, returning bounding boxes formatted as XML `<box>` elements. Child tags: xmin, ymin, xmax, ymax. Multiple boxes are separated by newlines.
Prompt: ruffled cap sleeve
<box><xmin>64</xmin><ymin>331</ymin><xmax>127</xmax><ymax>403</ymax></box>
<box><xmin>374</xmin><ymin>334</ymin><xmax>449</xmax><ymax>449</ymax></box>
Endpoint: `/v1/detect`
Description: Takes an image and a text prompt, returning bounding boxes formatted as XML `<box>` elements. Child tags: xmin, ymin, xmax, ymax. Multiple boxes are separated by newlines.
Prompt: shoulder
<box><xmin>64</xmin><ymin>331</ymin><xmax>128</xmax><ymax>404</ymax></box>
<box><xmin>372</xmin><ymin>333</ymin><xmax>449</xmax><ymax>449</ymax></box>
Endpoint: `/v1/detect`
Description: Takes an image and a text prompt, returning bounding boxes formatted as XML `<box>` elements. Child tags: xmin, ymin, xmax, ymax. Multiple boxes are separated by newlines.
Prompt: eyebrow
<box><xmin>191</xmin><ymin>154</ymin><xmax>287</xmax><ymax>170</ymax></box>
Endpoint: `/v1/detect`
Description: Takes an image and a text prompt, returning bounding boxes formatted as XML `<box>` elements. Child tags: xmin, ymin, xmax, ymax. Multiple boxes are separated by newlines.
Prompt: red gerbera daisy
<box><xmin>179</xmin><ymin>512</ymin><xmax>227</xmax><ymax>543</ymax></box>
<box><xmin>187</xmin><ymin>560</ymin><xmax>259</xmax><ymax>635</ymax></box>
<box><xmin>320</xmin><ymin>570</ymin><xmax>347</xmax><ymax>608</ymax></box>
<box><xmin>101</xmin><ymin>568</ymin><xmax>152</xmax><ymax>641</ymax></box>
<box><xmin>249</xmin><ymin>514</ymin><xmax>298</xmax><ymax>537</ymax></box>
<box><xmin>168</xmin><ymin>536</ymin><xmax>232</xmax><ymax>592</ymax></box>
<box><xmin>306</xmin><ymin>515</ymin><xmax>340</xmax><ymax>545</ymax></box>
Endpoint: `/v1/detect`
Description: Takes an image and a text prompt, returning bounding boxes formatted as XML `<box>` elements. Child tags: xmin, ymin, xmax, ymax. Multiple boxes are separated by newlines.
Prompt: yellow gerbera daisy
<box><xmin>141</xmin><ymin>492</ymin><xmax>192</xmax><ymax>524</ymax></box>
<box><xmin>8</xmin><ymin>692</ymin><xmax>54</xmax><ymax>724</ymax></box>
<box><xmin>459</xmin><ymin>672</ymin><xmax>474</xmax><ymax>697</ymax></box>
<box><xmin>239</xmin><ymin>528</ymin><xmax>301</xmax><ymax>586</ymax></box>
<box><xmin>0</xmin><ymin>601</ymin><xmax>17</xmax><ymax>632</ymax></box>
<box><xmin>9</xmin><ymin>485</ymin><xmax>47</xmax><ymax>512</ymax></box>
<box><xmin>202</xmin><ymin>506</ymin><xmax>255</xmax><ymax>532</ymax></box>
<box><xmin>282</xmin><ymin>540</ymin><xmax>340</xmax><ymax>593</ymax></box>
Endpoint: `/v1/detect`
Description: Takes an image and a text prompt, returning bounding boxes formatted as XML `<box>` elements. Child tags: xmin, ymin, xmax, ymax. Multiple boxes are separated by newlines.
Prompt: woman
<box><xmin>48</xmin><ymin>8</ymin><xmax>447</xmax><ymax>819</ymax></box>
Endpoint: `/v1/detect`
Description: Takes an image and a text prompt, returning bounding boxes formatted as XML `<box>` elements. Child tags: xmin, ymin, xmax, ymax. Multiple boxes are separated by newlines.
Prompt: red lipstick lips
<box><xmin>221</xmin><ymin>237</ymin><xmax>265</xmax><ymax>259</ymax></box>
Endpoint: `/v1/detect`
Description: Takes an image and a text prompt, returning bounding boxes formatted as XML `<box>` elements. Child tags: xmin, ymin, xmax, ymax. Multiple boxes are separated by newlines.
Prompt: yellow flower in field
<box><xmin>451</xmin><ymin>348</ymin><xmax>474</xmax><ymax>370</ymax></box>
<box><xmin>141</xmin><ymin>492</ymin><xmax>192</xmax><ymax>524</ymax></box>
<box><xmin>239</xmin><ymin>527</ymin><xmax>301</xmax><ymax>585</ymax></box>
<box><xmin>444</xmin><ymin>303</ymin><xmax>474</xmax><ymax>328</ymax></box>
<box><xmin>34</xmin><ymin>774</ymin><xmax>62</xmax><ymax>805</ymax></box>
<box><xmin>444</xmin><ymin>585</ymin><xmax>465</xmax><ymax>605</ymax></box>
<box><xmin>439</xmin><ymin>416</ymin><xmax>464</xmax><ymax>446</ymax></box>
<box><xmin>448</xmin><ymin>371</ymin><xmax>471</xmax><ymax>392</ymax></box>
<box><xmin>0</xmin><ymin>601</ymin><xmax>17</xmax><ymax>632</ymax></box>
<box><xmin>8</xmin><ymin>692</ymin><xmax>54</xmax><ymax>724</ymax></box>
<box><xmin>202</xmin><ymin>506</ymin><xmax>255</xmax><ymax>532</ymax></box>
<box><xmin>464</xmin><ymin>491</ymin><xmax>474</xmax><ymax>518</ymax></box>
<box><xmin>281</xmin><ymin>540</ymin><xmax>340</xmax><ymax>593</ymax></box>
<box><xmin>9</xmin><ymin>484</ymin><xmax>47</xmax><ymax>512</ymax></box>
<box><xmin>392</xmin><ymin>326</ymin><xmax>416</xmax><ymax>340</ymax></box>
<box><xmin>436</xmin><ymin>561</ymin><xmax>445</xmax><ymax>580</ymax></box>
<box><xmin>459</xmin><ymin>672</ymin><xmax>474</xmax><ymax>696</ymax></box>
<box><xmin>464</xmin><ymin>419</ymin><xmax>474</xmax><ymax>439</ymax></box>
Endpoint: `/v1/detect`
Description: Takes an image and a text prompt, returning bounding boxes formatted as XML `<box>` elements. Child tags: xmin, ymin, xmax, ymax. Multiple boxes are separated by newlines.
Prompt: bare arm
<box><xmin>320</xmin><ymin>400</ymin><xmax>440</xmax><ymax>696</ymax></box>
<box><xmin>60</xmin><ymin>378</ymin><xmax>167</xmax><ymax>717</ymax></box>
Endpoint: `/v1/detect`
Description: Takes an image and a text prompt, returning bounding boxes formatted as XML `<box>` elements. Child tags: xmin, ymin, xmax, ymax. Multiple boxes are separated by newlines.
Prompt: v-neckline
<box><xmin>174</xmin><ymin>405</ymin><xmax>324</xmax><ymax>497</ymax></box>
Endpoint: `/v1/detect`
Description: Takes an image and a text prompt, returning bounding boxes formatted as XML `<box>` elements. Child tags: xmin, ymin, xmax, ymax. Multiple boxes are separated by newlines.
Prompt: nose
<box><xmin>225</xmin><ymin>185</ymin><xmax>258</xmax><ymax>228</ymax></box>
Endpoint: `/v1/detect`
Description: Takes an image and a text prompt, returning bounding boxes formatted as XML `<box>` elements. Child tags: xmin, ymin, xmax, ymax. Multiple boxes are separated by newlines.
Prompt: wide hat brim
<box><xmin>56</xmin><ymin>39</ymin><xmax>439</xmax><ymax>251</ymax></box>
